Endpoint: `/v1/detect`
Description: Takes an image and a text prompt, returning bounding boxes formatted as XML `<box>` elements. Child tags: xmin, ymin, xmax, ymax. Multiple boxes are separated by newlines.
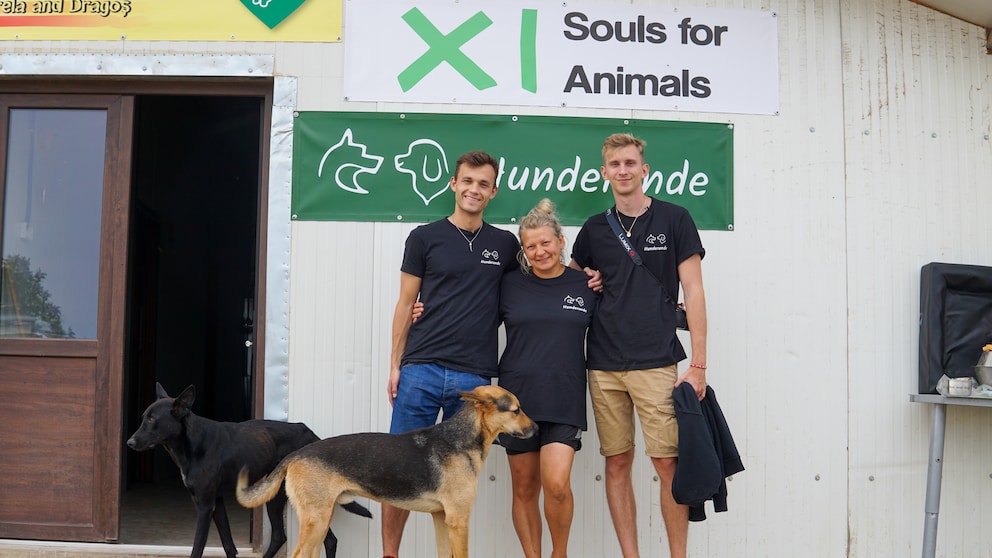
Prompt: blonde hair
<box><xmin>601</xmin><ymin>132</ymin><xmax>646</xmax><ymax>162</ymax></box>
<box><xmin>516</xmin><ymin>198</ymin><xmax>566</xmax><ymax>274</ymax></box>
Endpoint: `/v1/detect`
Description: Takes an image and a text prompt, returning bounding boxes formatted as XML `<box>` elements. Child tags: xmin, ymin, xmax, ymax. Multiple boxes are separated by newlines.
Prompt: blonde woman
<box><xmin>497</xmin><ymin>199</ymin><xmax>599</xmax><ymax>558</ymax></box>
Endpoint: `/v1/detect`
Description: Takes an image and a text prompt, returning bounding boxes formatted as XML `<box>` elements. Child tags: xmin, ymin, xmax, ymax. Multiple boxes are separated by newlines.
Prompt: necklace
<box><xmin>616</xmin><ymin>203</ymin><xmax>648</xmax><ymax>237</ymax></box>
<box><xmin>450</xmin><ymin>220</ymin><xmax>482</xmax><ymax>251</ymax></box>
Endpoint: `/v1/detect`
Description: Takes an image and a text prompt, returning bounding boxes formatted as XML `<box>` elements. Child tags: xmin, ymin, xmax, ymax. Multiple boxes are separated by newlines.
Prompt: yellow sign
<box><xmin>0</xmin><ymin>0</ymin><xmax>341</xmax><ymax>42</ymax></box>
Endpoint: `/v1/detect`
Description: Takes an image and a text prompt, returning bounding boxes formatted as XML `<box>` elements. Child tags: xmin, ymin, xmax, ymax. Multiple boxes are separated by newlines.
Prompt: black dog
<box><xmin>126</xmin><ymin>382</ymin><xmax>371</xmax><ymax>558</ymax></box>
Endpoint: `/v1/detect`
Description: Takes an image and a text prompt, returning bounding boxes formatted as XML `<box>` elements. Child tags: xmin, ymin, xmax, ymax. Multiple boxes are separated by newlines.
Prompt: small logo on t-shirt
<box><xmin>562</xmin><ymin>294</ymin><xmax>588</xmax><ymax>313</ymax></box>
<box><xmin>480</xmin><ymin>248</ymin><xmax>501</xmax><ymax>265</ymax></box>
<box><xmin>643</xmin><ymin>232</ymin><xmax>668</xmax><ymax>251</ymax></box>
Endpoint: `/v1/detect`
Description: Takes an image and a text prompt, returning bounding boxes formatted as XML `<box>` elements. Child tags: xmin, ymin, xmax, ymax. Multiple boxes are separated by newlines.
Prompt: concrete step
<box><xmin>0</xmin><ymin>540</ymin><xmax>272</xmax><ymax>558</ymax></box>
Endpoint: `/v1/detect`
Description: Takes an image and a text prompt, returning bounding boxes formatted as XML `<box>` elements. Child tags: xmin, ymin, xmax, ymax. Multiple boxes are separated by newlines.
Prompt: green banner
<box><xmin>292</xmin><ymin>112</ymin><xmax>733</xmax><ymax>229</ymax></box>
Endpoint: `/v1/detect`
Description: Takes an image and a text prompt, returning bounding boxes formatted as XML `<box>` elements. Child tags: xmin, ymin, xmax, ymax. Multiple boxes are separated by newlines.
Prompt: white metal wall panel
<box><xmin>841</xmin><ymin>0</ymin><xmax>992</xmax><ymax>557</ymax></box>
<box><xmin>279</xmin><ymin>1</ymin><xmax>990</xmax><ymax>556</ymax></box>
<box><xmin>287</xmin><ymin>221</ymin><xmax>379</xmax><ymax>557</ymax></box>
<box><xmin>690</xmin><ymin>1</ymin><xmax>849</xmax><ymax>557</ymax></box>
<box><xmin>632</xmin><ymin>0</ymin><xmax>849</xmax><ymax>556</ymax></box>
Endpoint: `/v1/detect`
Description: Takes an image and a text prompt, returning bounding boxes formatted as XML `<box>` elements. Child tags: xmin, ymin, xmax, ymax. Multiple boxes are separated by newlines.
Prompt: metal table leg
<box><xmin>921</xmin><ymin>402</ymin><xmax>946</xmax><ymax>558</ymax></box>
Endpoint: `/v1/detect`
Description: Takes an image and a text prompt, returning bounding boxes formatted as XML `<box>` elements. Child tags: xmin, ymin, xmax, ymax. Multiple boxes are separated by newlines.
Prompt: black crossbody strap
<box><xmin>604</xmin><ymin>207</ymin><xmax>679</xmax><ymax>308</ymax></box>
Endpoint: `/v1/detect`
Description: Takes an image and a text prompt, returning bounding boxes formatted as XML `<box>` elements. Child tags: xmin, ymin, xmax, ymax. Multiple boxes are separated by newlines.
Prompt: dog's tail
<box><xmin>235</xmin><ymin>459</ymin><xmax>290</xmax><ymax>509</ymax></box>
<box><xmin>342</xmin><ymin>501</ymin><xmax>373</xmax><ymax>518</ymax></box>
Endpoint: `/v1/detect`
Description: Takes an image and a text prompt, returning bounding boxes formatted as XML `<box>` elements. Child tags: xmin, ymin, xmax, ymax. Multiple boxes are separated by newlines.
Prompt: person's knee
<box><xmin>651</xmin><ymin>456</ymin><xmax>678</xmax><ymax>482</ymax></box>
<box><xmin>511</xmin><ymin>474</ymin><xmax>541</xmax><ymax>500</ymax></box>
<box><xmin>512</xmin><ymin>480</ymin><xmax>541</xmax><ymax>501</ymax></box>
<box><xmin>605</xmin><ymin>450</ymin><xmax>635</xmax><ymax>475</ymax></box>
<box><xmin>543</xmin><ymin>479</ymin><xmax>572</xmax><ymax>504</ymax></box>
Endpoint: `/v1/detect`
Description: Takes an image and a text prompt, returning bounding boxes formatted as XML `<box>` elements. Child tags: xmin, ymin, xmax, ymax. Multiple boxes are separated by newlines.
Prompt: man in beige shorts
<box><xmin>571</xmin><ymin>133</ymin><xmax>708</xmax><ymax>558</ymax></box>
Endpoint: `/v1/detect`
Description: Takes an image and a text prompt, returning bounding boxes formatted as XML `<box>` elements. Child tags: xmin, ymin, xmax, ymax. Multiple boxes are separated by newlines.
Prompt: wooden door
<box><xmin>0</xmin><ymin>94</ymin><xmax>132</xmax><ymax>542</ymax></box>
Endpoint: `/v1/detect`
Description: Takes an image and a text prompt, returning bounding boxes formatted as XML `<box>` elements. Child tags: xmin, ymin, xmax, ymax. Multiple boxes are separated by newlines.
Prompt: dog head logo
<box><xmin>394</xmin><ymin>139</ymin><xmax>450</xmax><ymax>206</ymax></box>
<box><xmin>646</xmin><ymin>233</ymin><xmax>667</xmax><ymax>245</ymax></box>
<box><xmin>563</xmin><ymin>295</ymin><xmax>585</xmax><ymax>307</ymax></box>
<box><xmin>317</xmin><ymin>129</ymin><xmax>385</xmax><ymax>195</ymax></box>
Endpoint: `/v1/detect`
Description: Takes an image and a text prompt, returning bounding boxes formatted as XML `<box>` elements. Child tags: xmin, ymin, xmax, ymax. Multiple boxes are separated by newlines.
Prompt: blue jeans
<box><xmin>390</xmin><ymin>363</ymin><xmax>490</xmax><ymax>434</ymax></box>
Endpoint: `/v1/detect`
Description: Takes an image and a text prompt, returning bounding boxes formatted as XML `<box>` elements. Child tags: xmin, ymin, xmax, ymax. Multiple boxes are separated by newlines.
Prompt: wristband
<box><xmin>689</xmin><ymin>362</ymin><xmax>707</xmax><ymax>369</ymax></box>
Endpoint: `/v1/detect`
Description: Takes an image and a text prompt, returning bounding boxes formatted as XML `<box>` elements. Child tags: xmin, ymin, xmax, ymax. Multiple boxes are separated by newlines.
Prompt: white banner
<box><xmin>344</xmin><ymin>0</ymin><xmax>778</xmax><ymax>115</ymax></box>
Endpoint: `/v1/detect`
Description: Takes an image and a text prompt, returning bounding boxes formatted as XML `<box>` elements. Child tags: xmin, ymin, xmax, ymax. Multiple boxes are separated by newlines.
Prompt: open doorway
<box><xmin>120</xmin><ymin>94</ymin><xmax>263</xmax><ymax>547</ymax></box>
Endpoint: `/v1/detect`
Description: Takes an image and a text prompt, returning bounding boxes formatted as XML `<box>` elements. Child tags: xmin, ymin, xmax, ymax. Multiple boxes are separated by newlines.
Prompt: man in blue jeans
<box><xmin>382</xmin><ymin>150</ymin><xmax>520</xmax><ymax>558</ymax></box>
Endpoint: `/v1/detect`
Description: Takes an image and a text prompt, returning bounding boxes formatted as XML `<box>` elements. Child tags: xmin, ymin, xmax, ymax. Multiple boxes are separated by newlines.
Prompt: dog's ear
<box><xmin>477</xmin><ymin>386</ymin><xmax>520</xmax><ymax>413</ymax></box>
<box><xmin>459</xmin><ymin>388</ymin><xmax>484</xmax><ymax>406</ymax></box>
<box><xmin>155</xmin><ymin>382</ymin><xmax>170</xmax><ymax>400</ymax></box>
<box><xmin>173</xmin><ymin>385</ymin><xmax>196</xmax><ymax>418</ymax></box>
<box><xmin>460</xmin><ymin>386</ymin><xmax>499</xmax><ymax>410</ymax></box>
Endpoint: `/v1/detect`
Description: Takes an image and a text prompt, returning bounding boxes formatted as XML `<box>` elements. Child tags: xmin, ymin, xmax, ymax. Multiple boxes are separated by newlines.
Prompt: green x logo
<box><xmin>398</xmin><ymin>8</ymin><xmax>497</xmax><ymax>92</ymax></box>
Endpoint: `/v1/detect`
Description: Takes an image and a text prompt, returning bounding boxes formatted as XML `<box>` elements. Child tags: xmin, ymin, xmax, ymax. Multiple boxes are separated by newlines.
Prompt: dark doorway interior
<box><xmin>120</xmin><ymin>95</ymin><xmax>262</xmax><ymax>546</ymax></box>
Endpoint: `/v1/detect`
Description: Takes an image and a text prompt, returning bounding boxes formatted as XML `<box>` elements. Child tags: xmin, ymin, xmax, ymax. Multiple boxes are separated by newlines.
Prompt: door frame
<box><xmin>0</xmin><ymin>77</ymin><xmax>274</xmax><ymax>545</ymax></box>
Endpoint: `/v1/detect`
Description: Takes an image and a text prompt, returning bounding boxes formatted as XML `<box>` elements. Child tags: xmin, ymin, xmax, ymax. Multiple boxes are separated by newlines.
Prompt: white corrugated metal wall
<box><xmin>283</xmin><ymin>1</ymin><xmax>992</xmax><ymax>556</ymax></box>
<box><xmin>841</xmin><ymin>0</ymin><xmax>992</xmax><ymax>556</ymax></box>
<box><xmin>1</xmin><ymin>0</ymin><xmax>989</xmax><ymax>556</ymax></box>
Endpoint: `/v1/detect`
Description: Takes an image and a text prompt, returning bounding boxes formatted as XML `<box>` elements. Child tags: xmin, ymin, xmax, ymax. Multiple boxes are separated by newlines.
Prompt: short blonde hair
<box><xmin>516</xmin><ymin>198</ymin><xmax>566</xmax><ymax>274</ymax></box>
<box><xmin>601</xmin><ymin>132</ymin><xmax>646</xmax><ymax>162</ymax></box>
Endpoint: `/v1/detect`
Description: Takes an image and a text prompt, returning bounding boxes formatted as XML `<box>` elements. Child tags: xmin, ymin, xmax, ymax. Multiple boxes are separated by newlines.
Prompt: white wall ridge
<box><xmin>0</xmin><ymin>53</ymin><xmax>274</xmax><ymax>77</ymax></box>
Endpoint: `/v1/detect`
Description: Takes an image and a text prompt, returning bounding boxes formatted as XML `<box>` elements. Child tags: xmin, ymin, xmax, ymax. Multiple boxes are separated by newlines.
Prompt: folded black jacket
<box><xmin>671</xmin><ymin>383</ymin><xmax>745</xmax><ymax>521</ymax></box>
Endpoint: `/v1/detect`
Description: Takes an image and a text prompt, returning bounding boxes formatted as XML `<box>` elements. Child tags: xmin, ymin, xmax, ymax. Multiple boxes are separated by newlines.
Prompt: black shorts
<box><xmin>499</xmin><ymin>421</ymin><xmax>582</xmax><ymax>455</ymax></box>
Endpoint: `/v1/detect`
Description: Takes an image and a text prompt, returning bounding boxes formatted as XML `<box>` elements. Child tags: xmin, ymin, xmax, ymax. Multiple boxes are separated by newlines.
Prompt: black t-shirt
<box><xmin>572</xmin><ymin>198</ymin><xmax>704</xmax><ymax>371</ymax></box>
<box><xmin>401</xmin><ymin>218</ymin><xmax>520</xmax><ymax>376</ymax></box>
<box><xmin>497</xmin><ymin>267</ymin><xmax>599</xmax><ymax>429</ymax></box>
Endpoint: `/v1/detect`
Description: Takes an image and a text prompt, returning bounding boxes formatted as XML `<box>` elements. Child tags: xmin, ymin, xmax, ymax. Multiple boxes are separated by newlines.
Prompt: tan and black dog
<box><xmin>236</xmin><ymin>384</ymin><xmax>536</xmax><ymax>558</ymax></box>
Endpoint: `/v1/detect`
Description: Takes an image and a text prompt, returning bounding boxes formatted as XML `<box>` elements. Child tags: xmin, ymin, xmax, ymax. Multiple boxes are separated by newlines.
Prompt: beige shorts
<box><xmin>588</xmin><ymin>366</ymin><xmax>679</xmax><ymax>458</ymax></box>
